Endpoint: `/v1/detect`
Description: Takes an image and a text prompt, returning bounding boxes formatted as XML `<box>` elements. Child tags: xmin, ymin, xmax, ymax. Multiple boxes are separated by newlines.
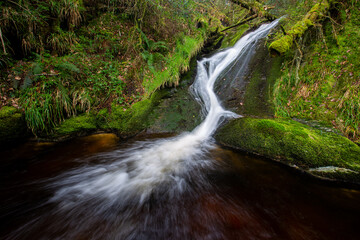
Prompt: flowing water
<box><xmin>1</xmin><ymin>20</ymin><xmax>360</xmax><ymax>239</ymax></box>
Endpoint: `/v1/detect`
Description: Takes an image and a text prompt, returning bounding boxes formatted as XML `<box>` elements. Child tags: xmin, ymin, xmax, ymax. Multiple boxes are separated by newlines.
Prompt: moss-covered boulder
<box><xmin>215</xmin><ymin>117</ymin><xmax>360</xmax><ymax>183</ymax></box>
<box><xmin>50</xmin><ymin>114</ymin><xmax>98</xmax><ymax>140</ymax></box>
<box><xmin>0</xmin><ymin>106</ymin><xmax>29</xmax><ymax>146</ymax></box>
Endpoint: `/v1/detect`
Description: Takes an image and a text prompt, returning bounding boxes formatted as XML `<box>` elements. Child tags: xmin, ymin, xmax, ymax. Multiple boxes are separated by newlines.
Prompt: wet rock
<box><xmin>215</xmin><ymin>34</ymin><xmax>283</xmax><ymax>117</ymax></box>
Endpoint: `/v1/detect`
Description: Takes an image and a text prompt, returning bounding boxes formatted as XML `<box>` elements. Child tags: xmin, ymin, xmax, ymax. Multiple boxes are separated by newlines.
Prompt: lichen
<box><xmin>215</xmin><ymin>117</ymin><xmax>360</xmax><ymax>182</ymax></box>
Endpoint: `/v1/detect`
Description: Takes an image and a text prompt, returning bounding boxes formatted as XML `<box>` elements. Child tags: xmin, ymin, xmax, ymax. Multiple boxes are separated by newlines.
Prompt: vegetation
<box><xmin>271</xmin><ymin>0</ymin><xmax>360</xmax><ymax>143</ymax></box>
<box><xmin>1</xmin><ymin>0</ymin><xmax>360</xmax><ymax>164</ymax></box>
<box><xmin>269</xmin><ymin>0</ymin><xmax>330</xmax><ymax>55</ymax></box>
<box><xmin>0</xmin><ymin>0</ymin><xmax>240</xmax><ymax>136</ymax></box>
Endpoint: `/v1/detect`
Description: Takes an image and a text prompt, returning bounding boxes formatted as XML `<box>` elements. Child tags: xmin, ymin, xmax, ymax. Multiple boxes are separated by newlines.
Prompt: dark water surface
<box><xmin>1</xmin><ymin>133</ymin><xmax>359</xmax><ymax>240</ymax></box>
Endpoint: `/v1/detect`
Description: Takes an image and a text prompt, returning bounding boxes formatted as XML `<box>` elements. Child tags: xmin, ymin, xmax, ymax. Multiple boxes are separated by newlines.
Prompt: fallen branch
<box><xmin>221</xmin><ymin>14</ymin><xmax>258</xmax><ymax>32</ymax></box>
<box><xmin>268</xmin><ymin>0</ymin><xmax>331</xmax><ymax>55</ymax></box>
<box><xmin>230</xmin><ymin>0</ymin><xmax>277</xmax><ymax>21</ymax></box>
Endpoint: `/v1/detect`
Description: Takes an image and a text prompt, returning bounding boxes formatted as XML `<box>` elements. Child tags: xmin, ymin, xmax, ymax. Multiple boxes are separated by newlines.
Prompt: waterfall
<box><xmin>6</xmin><ymin>19</ymin><xmax>280</xmax><ymax>240</ymax></box>
<box><xmin>47</xmin><ymin>19</ymin><xmax>281</xmax><ymax>206</ymax></box>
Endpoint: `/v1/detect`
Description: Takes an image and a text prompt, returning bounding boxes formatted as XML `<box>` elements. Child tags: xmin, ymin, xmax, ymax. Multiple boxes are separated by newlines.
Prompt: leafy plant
<box><xmin>47</xmin><ymin>31</ymin><xmax>78</xmax><ymax>54</ymax></box>
<box><xmin>20</xmin><ymin>79</ymin><xmax>90</xmax><ymax>134</ymax></box>
<box><xmin>138</xmin><ymin>28</ymin><xmax>168</xmax><ymax>71</ymax></box>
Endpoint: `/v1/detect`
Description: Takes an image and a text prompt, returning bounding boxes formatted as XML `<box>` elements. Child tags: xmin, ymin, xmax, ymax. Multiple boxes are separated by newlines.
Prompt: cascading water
<box><xmin>5</xmin><ymin>20</ymin><xmax>281</xmax><ymax>240</ymax></box>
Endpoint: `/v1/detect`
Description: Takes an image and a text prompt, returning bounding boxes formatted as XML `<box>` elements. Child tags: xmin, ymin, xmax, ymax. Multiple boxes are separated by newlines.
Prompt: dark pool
<box><xmin>1</xmin><ymin>133</ymin><xmax>359</xmax><ymax>240</ymax></box>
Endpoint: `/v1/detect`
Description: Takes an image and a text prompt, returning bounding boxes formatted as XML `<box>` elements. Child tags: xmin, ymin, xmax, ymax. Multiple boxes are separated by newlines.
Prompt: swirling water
<box><xmin>2</xmin><ymin>20</ymin><xmax>360</xmax><ymax>240</ymax></box>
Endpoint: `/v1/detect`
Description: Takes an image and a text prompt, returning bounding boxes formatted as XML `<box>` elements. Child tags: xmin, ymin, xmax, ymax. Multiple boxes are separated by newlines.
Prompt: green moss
<box><xmin>240</xmin><ymin>43</ymin><xmax>283</xmax><ymax>117</ymax></box>
<box><xmin>0</xmin><ymin>106</ymin><xmax>19</xmax><ymax>118</ymax></box>
<box><xmin>142</xmin><ymin>32</ymin><xmax>206</xmax><ymax>95</ymax></box>
<box><xmin>52</xmin><ymin>114</ymin><xmax>97</xmax><ymax>137</ymax></box>
<box><xmin>216</xmin><ymin>117</ymin><xmax>360</xmax><ymax>182</ymax></box>
<box><xmin>306</xmin><ymin>1</ymin><xmax>330</xmax><ymax>21</ymax></box>
<box><xmin>288</xmin><ymin>20</ymin><xmax>313</xmax><ymax>36</ymax></box>
<box><xmin>148</xmin><ymin>86</ymin><xmax>202</xmax><ymax>133</ymax></box>
<box><xmin>0</xmin><ymin>106</ymin><xmax>28</xmax><ymax>145</ymax></box>
<box><xmin>269</xmin><ymin>34</ymin><xmax>293</xmax><ymax>55</ymax></box>
<box><xmin>45</xmin><ymin>88</ymin><xmax>168</xmax><ymax>139</ymax></box>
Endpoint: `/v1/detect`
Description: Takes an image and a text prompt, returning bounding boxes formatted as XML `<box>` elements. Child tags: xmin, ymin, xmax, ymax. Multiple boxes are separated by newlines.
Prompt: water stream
<box><xmin>1</xmin><ymin>20</ymin><xmax>360</xmax><ymax>239</ymax></box>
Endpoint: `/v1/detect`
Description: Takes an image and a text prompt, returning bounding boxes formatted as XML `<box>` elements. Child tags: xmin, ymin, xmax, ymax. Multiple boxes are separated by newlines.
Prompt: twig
<box><xmin>34</xmin><ymin>73</ymin><xmax>60</xmax><ymax>76</ymax></box>
<box><xmin>0</xmin><ymin>27</ymin><xmax>6</xmax><ymax>54</ymax></box>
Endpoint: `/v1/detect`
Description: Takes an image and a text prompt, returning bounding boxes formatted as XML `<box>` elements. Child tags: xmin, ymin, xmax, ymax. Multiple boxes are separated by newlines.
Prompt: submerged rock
<box><xmin>215</xmin><ymin>117</ymin><xmax>360</xmax><ymax>183</ymax></box>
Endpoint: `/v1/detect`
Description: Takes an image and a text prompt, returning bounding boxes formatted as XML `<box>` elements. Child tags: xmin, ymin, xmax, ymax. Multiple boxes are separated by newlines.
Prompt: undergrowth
<box><xmin>0</xmin><ymin>0</ymin><xmax>238</xmax><ymax>134</ymax></box>
<box><xmin>273</xmin><ymin>1</ymin><xmax>360</xmax><ymax>142</ymax></box>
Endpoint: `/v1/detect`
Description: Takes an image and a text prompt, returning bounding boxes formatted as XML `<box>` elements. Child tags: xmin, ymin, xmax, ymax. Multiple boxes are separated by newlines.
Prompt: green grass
<box><xmin>19</xmin><ymin>78</ymin><xmax>91</xmax><ymax>135</ymax></box>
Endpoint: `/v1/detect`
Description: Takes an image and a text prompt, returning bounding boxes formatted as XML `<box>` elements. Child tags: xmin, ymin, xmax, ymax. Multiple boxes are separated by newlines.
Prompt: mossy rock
<box><xmin>147</xmin><ymin>88</ymin><xmax>202</xmax><ymax>133</ymax></box>
<box><xmin>0</xmin><ymin>106</ymin><xmax>29</xmax><ymax>146</ymax></box>
<box><xmin>50</xmin><ymin>113</ymin><xmax>98</xmax><ymax>140</ymax></box>
<box><xmin>215</xmin><ymin>117</ymin><xmax>360</xmax><ymax>183</ymax></box>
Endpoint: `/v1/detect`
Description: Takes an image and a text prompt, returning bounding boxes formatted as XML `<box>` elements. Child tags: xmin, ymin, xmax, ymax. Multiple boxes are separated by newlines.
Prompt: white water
<box><xmin>48</xmin><ymin>20</ymin><xmax>281</xmax><ymax>209</ymax></box>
